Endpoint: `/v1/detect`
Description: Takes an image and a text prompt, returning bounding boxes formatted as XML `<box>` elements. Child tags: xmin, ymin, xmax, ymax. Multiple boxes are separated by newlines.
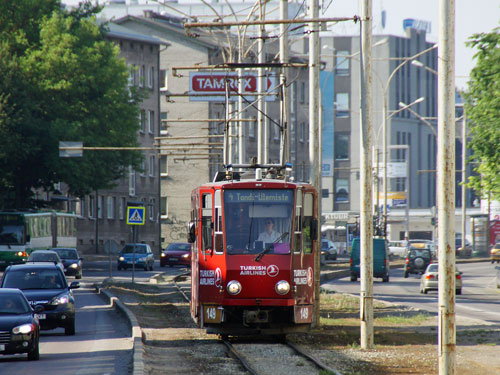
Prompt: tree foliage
<box><xmin>464</xmin><ymin>25</ymin><xmax>500</xmax><ymax>201</ymax></box>
<box><xmin>0</xmin><ymin>0</ymin><xmax>144</xmax><ymax>208</ymax></box>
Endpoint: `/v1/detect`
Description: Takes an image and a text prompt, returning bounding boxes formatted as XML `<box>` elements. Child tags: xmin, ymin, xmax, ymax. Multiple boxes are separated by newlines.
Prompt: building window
<box><xmin>300</xmin><ymin>82</ymin><xmax>306</xmax><ymax>104</ymax></box>
<box><xmin>335</xmin><ymin>179</ymin><xmax>349</xmax><ymax>202</ymax></box>
<box><xmin>107</xmin><ymin>196</ymin><xmax>115</xmax><ymax>219</ymax></box>
<box><xmin>160</xmin><ymin>155</ymin><xmax>168</xmax><ymax>176</ymax></box>
<box><xmin>161</xmin><ymin>196</ymin><xmax>168</xmax><ymax>218</ymax></box>
<box><xmin>160</xmin><ymin>112</ymin><xmax>168</xmax><ymax>134</ymax></box>
<box><xmin>149</xmin><ymin>198</ymin><xmax>155</xmax><ymax>221</ymax></box>
<box><xmin>149</xmin><ymin>155</ymin><xmax>155</xmax><ymax>177</ymax></box>
<box><xmin>119</xmin><ymin>198</ymin><xmax>126</xmax><ymax>220</ymax></box>
<box><xmin>148</xmin><ymin>110</ymin><xmax>154</xmax><ymax>134</ymax></box>
<box><xmin>97</xmin><ymin>195</ymin><xmax>103</xmax><ymax>219</ymax></box>
<box><xmin>129</xmin><ymin>166</ymin><xmax>136</xmax><ymax>196</ymax></box>
<box><xmin>273</xmin><ymin>122</ymin><xmax>280</xmax><ymax>141</ymax></box>
<box><xmin>140</xmin><ymin>110</ymin><xmax>146</xmax><ymax>133</ymax></box>
<box><xmin>335</xmin><ymin>93</ymin><xmax>349</xmax><ymax>117</ymax></box>
<box><xmin>148</xmin><ymin>66</ymin><xmax>154</xmax><ymax>89</ymax></box>
<box><xmin>249</xmin><ymin>118</ymin><xmax>256</xmax><ymax>138</ymax></box>
<box><xmin>140</xmin><ymin>159</ymin><xmax>146</xmax><ymax>177</ymax></box>
<box><xmin>88</xmin><ymin>196</ymin><xmax>94</xmax><ymax>218</ymax></box>
<box><xmin>139</xmin><ymin>64</ymin><xmax>145</xmax><ymax>87</ymax></box>
<box><xmin>335</xmin><ymin>51</ymin><xmax>350</xmax><ymax>75</ymax></box>
<box><xmin>299</xmin><ymin>122</ymin><xmax>305</xmax><ymax>143</ymax></box>
<box><xmin>335</xmin><ymin>134</ymin><xmax>349</xmax><ymax>160</ymax></box>
<box><xmin>159</xmin><ymin>69</ymin><xmax>168</xmax><ymax>91</ymax></box>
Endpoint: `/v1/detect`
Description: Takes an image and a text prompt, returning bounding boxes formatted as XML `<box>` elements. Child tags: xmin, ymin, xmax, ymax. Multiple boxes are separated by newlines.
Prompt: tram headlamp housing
<box><xmin>275</xmin><ymin>280</ymin><xmax>290</xmax><ymax>295</ymax></box>
<box><xmin>226</xmin><ymin>280</ymin><xmax>242</xmax><ymax>295</ymax></box>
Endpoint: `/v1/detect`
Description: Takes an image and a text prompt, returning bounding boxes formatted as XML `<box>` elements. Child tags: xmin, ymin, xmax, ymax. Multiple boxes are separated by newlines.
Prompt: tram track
<box><xmin>172</xmin><ymin>270</ymin><xmax>342</xmax><ymax>375</ymax></box>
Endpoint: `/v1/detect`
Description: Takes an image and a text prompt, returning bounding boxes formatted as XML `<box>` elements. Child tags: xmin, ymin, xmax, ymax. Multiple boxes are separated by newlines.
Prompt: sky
<box><xmin>321</xmin><ymin>0</ymin><xmax>500</xmax><ymax>90</ymax></box>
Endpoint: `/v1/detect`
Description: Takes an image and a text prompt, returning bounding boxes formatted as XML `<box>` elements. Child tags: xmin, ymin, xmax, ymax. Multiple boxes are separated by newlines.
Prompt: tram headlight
<box><xmin>226</xmin><ymin>280</ymin><xmax>242</xmax><ymax>295</ymax></box>
<box><xmin>275</xmin><ymin>280</ymin><xmax>290</xmax><ymax>295</ymax></box>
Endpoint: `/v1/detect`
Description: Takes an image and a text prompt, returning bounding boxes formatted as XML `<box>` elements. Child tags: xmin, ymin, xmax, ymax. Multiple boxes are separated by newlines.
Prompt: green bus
<box><xmin>0</xmin><ymin>211</ymin><xmax>77</xmax><ymax>268</ymax></box>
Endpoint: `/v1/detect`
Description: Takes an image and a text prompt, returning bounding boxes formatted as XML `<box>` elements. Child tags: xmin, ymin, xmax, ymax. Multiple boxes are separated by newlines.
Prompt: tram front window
<box><xmin>224</xmin><ymin>189</ymin><xmax>293</xmax><ymax>255</ymax></box>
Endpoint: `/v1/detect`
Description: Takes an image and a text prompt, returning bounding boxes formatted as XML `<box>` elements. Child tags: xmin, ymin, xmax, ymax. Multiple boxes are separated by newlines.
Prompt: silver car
<box><xmin>419</xmin><ymin>263</ymin><xmax>462</xmax><ymax>295</ymax></box>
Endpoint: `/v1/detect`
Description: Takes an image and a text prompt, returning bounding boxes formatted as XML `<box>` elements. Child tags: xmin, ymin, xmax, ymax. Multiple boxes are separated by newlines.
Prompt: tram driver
<box><xmin>257</xmin><ymin>218</ymin><xmax>281</xmax><ymax>243</ymax></box>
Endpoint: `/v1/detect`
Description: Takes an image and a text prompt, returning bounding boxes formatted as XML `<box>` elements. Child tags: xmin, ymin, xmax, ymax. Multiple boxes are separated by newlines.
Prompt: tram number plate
<box><xmin>203</xmin><ymin>305</ymin><xmax>222</xmax><ymax>323</ymax></box>
<box><xmin>294</xmin><ymin>305</ymin><xmax>313</xmax><ymax>324</ymax></box>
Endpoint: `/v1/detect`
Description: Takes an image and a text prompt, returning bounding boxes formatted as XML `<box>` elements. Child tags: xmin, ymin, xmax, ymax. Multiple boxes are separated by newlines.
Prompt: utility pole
<box><xmin>279</xmin><ymin>0</ymin><xmax>289</xmax><ymax>165</ymax></box>
<box><xmin>359</xmin><ymin>0</ymin><xmax>374</xmax><ymax>349</ymax></box>
<box><xmin>308</xmin><ymin>0</ymin><xmax>321</xmax><ymax>326</ymax></box>
<box><xmin>437</xmin><ymin>0</ymin><xmax>456</xmax><ymax>374</ymax></box>
<box><xmin>257</xmin><ymin>2</ymin><xmax>265</xmax><ymax>170</ymax></box>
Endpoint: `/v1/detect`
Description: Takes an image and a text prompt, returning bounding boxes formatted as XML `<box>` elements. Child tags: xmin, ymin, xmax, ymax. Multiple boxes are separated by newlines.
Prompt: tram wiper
<box><xmin>254</xmin><ymin>232</ymin><xmax>289</xmax><ymax>262</ymax></box>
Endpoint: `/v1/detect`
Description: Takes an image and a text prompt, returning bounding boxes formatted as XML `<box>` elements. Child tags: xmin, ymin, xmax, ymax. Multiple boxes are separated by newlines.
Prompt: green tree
<box><xmin>0</xmin><ymin>1</ymin><xmax>144</xmax><ymax>208</ymax></box>
<box><xmin>465</xmin><ymin>25</ymin><xmax>500</xmax><ymax>201</ymax></box>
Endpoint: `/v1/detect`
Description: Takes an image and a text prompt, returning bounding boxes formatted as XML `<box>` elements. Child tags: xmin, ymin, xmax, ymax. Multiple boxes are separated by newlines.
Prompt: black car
<box><xmin>0</xmin><ymin>288</ymin><xmax>42</xmax><ymax>360</ymax></box>
<box><xmin>0</xmin><ymin>263</ymin><xmax>79</xmax><ymax>335</ymax></box>
<box><xmin>52</xmin><ymin>248</ymin><xmax>83</xmax><ymax>279</ymax></box>
<box><xmin>403</xmin><ymin>247</ymin><xmax>433</xmax><ymax>278</ymax></box>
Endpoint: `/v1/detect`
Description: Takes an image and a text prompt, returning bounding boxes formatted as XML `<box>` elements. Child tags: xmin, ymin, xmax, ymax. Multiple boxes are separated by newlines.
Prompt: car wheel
<box><xmin>404</xmin><ymin>271</ymin><xmax>409</xmax><ymax>278</ymax></box>
<box><xmin>423</xmin><ymin>288</ymin><xmax>428</xmax><ymax>294</ymax></box>
<box><xmin>456</xmin><ymin>289</ymin><xmax>462</xmax><ymax>295</ymax></box>
<box><xmin>383</xmin><ymin>275</ymin><xmax>389</xmax><ymax>282</ymax></box>
<box><xmin>76</xmin><ymin>273</ymin><xmax>82</xmax><ymax>280</ymax></box>
<box><xmin>350</xmin><ymin>273</ymin><xmax>357</xmax><ymax>282</ymax></box>
<box><xmin>149</xmin><ymin>263</ymin><xmax>153</xmax><ymax>271</ymax></box>
<box><xmin>27</xmin><ymin>339</ymin><xmax>40</xmax><ymax>361</ymax></box>
<box><xmin>65</xmin><ymin>320</ymin><xmax>75</xmax><ymax>336</ymax></box>
<box><xmin>117</xmin><ymin>265</ymin><xmax>122</xmax><ymax>271</ymax></box>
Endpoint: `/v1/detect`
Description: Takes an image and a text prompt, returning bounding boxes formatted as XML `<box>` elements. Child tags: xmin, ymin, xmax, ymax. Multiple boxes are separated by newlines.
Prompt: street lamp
<box><xmin>378</xmin><ymin>44</ymin><xmax>438</xmax><ymax>238</ymax></box>
<box><xmin>411</xmin><ymin>60</ymin><xmax>438</xmax><ymax>75</ymax></box>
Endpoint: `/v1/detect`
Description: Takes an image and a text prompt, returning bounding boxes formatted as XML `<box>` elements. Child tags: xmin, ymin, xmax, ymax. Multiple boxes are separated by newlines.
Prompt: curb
<box><xmin>95</xmin><ymin>284</ymin><xmax>144</xmax><ymax>375</ymax></box>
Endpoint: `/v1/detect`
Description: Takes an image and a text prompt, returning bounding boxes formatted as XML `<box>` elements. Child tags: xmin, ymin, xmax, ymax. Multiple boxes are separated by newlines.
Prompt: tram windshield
<box><xmin>224</xmin><ymin>189</ymin><xmax>294</xmax><ymax>255</ymax></box>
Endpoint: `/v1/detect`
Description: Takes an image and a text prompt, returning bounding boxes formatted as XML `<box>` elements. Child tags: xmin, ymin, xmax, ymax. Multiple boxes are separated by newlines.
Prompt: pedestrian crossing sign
<box><xmin>127</xmin><ymin>206</ymin><xmax>145</xmax><ymax>225</ymax></box>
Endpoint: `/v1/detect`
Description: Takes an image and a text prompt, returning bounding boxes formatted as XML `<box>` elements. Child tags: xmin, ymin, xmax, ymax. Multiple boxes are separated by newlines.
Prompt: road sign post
<box><xmin>127</xmin><ymin>207</ymin><xmax>145</xmax><ymax>283</ymax></box>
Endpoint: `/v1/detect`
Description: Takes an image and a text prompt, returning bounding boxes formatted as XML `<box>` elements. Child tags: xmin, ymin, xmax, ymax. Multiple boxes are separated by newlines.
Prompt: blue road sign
<box><xmin>127</xmin><ymin>206</ymin><xmax>145</xmax><ymax>225</ymax></box>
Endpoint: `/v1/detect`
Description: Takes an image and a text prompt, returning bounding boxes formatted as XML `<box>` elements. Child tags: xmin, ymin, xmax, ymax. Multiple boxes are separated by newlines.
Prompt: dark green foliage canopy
<box><xmin>0</xmin><ymin>0</ymin><xmax>143</xmax><ymax>208</ymax></box>
<box><xmin>465</xmin><ymin>25</ymin><xmax>500</xmax><ymax>200</ymax></box>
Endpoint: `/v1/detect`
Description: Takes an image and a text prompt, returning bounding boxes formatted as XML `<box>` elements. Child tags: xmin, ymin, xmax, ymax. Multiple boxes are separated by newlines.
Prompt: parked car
<box><xmin>117</xmin><ymin>243</ymin><xmax>154</xmax><ymax>271</ymax></box>
<box><xmin>350</xmin><ymin>237</ymin><xmax>390</xmax><ymax>282</ymax></box>
<box><xmin>387</xmin><ymin>240</ymin><xmax>408</xmax><ymax>258</ymax></box>
<box><xmin>419</xmin><ymin>263</ymin><xmax>462</xmax><ymax>295</ymax></box>
<box><xmin>321</xmin><ymin>239</ymin><xmax>338</xmax><ymax>262</ymax></box>
<box><xmin>455</xmin><ymin>238</ymin><xmax>472</xmax><ymax>257</ymax></box>
<box><xmin>28</xmin><ymin>250</ymin><xmax>65</xmax><ymax>272</ymax></box>
<box><xmin>490</xmin><ymin>243</ymin><xmax>500</xmax><ymax>263</ymax></box>
<box><xmin>0</xmin><ymin>288</ymin><xmax>42</xmax><ymax>360</ymax></box>
<box><xmin>0</xmin><ymin>263</ymin><xmax>79</xmax><ymax>335</ymax></box>
<box><xmin>160</xmin><ymin>242</ymin><xmax>191</xmax><ymax>267</ymax></box>
<box><xmin>403</xmin><ymin>247</ymin><xmax>433</xmax><ymax>278</ymax></box>
<box><xmin>52</xmin><ymin>248</ymin><xmax>83</xmax><ymax>279</ymax></box>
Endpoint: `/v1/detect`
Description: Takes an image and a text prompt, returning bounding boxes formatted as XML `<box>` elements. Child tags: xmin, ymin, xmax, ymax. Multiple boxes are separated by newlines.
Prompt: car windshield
<box><xmin>409</xmin><ymin>249</ymin><xmax>431</xmax><ymax>258</ymax></box>
<box><xmin>2</xmin><ymin>269</ymin><xmax>66</xmax><ymax>290</ymax></box>
<box><xmin>55</xmin><ymin>249</ymin><xmax>78</xmax><ymax>259</ymax></box>
<box><xmin>223</xmin><ymin>189</ymin><xmax>294</xmax><ymax>255</ymax></box>
<box><xmin>321</xmin><ymin>241</ymin><xmax>328</xmax><ymax>250</ymax></box>
<box><xmin>122</xmin><ymin>245</ymin><xmax>147</xmax><ymax>254</ymax></box>
<box><xmin>29</xmin><ymin>252</ymin><xmax>59</xmax><ymax>262</ymax></box>
<box><xmin>427</xmin><ymin>264</ymin><xmax>439</xmax><ymax>273</ymax></box>
<box><xmin>166</xmin><ymin>243</ymin><xmax>190</xmax><ymax>252</ymax></box>
<box><xmin>0</xmin><ymin>294</ymin><xmax>30</xmax><ymax>314</ymax></box>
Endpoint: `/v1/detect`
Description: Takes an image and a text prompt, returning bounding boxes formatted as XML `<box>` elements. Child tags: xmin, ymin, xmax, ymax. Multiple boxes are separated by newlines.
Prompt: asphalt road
<box><xmin>322</xmin><ymin>261</ymin><xmax>500</xmax><ymax>325</ymax></box>
<box><xmin>0</xmin><ymin>282</ymin><xmax>132</xmax><ymax>374</ymax></box>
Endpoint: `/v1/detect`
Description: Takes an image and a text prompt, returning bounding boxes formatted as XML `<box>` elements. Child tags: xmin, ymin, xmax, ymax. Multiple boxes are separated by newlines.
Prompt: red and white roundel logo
<box><xmin>215</xmin><ymin>267</ymin><xmax>222</xmax><ymax>288</ymax></box>
<box><xmin>307</xmin><ymin>267</ymin><xmax>313</xmax><ymax>287</ymax></box>
<box><xmin>266</xmin><ymin>264</ymin><xmax>279</xmax><ymax>277</ymax></box>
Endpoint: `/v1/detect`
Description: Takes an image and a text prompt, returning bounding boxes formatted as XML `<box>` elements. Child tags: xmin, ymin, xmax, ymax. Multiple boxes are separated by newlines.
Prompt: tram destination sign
<box><xmin>225</xmin><ymin>190</ymin><xmax>292</xmax><ymax>203</ymax></box>
<box><xmin>189</xmin><ymin>72</ymin><xmax>277</xmax><ymax>102</ymax></box>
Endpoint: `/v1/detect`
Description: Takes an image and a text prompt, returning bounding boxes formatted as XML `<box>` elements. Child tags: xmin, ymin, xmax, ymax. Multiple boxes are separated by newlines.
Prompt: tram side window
<box><xmin>303</xmin><ymin>193</ymin><xmax>314</xmax><ymax>254</ymax></box>
<box><xmin>214</xmin><ymin>190</ymin><xmax>223</xmax><ymax>253</ymax></box>
<box><xmin>294</xmin><ymin>190</ymin><xmax>303</xmax><ymax>253</ymax></box>
<box><xmin>201</xmin><ymin>194</ymin><xmax>213</xmax><ymax>250</ymax></box>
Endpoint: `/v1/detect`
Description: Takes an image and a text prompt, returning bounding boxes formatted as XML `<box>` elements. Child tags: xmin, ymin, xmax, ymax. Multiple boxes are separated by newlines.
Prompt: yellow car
<box><xmin>491</xmin><ymin>243</ymin><xmax>500</xmax><ymax>263</ymax></box>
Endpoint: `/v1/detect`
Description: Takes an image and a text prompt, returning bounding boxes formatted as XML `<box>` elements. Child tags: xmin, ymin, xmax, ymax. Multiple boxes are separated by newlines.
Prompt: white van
<box><xmin>387</xmin><ymin>240</ymin><xmax>408</xmax><ymax>258</ymax></box>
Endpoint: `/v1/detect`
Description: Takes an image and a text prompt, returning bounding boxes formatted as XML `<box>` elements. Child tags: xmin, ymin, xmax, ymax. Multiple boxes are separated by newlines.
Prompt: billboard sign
<box><xmin>189</xmin><ymin>72</ymin><xmax>278</xmax><ymax>102</ymax></box>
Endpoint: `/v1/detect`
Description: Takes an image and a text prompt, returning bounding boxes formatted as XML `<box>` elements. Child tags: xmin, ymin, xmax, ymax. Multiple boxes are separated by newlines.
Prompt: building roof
<box><xmin>101</xmin><ymin>19</ymin><xmax>166</xmax><ymax>46</ymax></box>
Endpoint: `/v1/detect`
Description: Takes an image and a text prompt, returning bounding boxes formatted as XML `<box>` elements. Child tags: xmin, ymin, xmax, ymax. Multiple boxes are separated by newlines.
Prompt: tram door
<box><xmin>291</xmin><ymin>190</ymin><xmax>316</xmax><ymax>322</ymax></box>
<box><xmin>198</xmin><ymin>189</ymin><xmax>225</xmax><ymax>324</ymax></box>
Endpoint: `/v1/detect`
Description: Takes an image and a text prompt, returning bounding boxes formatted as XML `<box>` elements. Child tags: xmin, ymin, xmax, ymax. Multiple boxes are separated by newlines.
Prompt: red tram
<box><xmin>188</xmin><ymin>169</ymin><xmax>318</xmax><ymax>336</ymax></box>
